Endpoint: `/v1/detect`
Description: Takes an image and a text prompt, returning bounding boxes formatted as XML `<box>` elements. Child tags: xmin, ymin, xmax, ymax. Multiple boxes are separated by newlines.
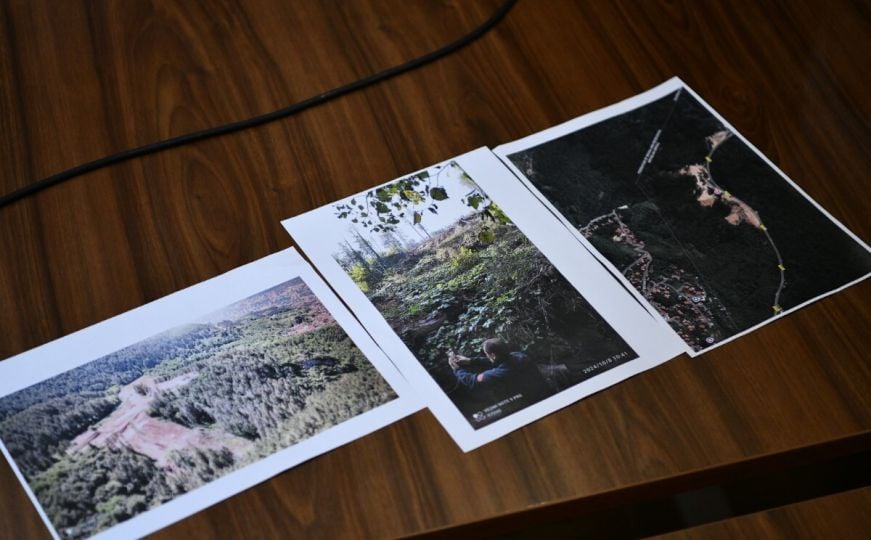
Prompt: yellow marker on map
<box><xmin>705</xmin><ymin>155</ymin><xmax>712</xmax><ymax>163</ymax></box>
<box><xmin>778</xmin><ymin>263</ymin><xmax>785</xmax><ymax>271</ymax></box>
<box><xmin>773</xmin><ymin>304</ymin><xmax>783</xmax><ymax>314</ymax></box>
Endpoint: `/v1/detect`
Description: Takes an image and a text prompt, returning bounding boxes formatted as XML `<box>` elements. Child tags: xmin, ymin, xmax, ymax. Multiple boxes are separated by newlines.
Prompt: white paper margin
<box><xmin>283</xmin><ymin>148</ymin><xmax>684</xmax><ymax>452</ymax></box>
<box><xmin>0</xmin><ymin>248</ymin><xmax>420</xmax><ymax>540</ymax></box>
<box><xmin>494</xmin><ymin>77</ymin><xmax>871</xmax><ymax>356</ymax></box>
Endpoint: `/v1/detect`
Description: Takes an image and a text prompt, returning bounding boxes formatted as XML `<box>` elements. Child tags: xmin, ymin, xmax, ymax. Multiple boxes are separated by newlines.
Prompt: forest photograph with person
<box><xmin>329</xmin><ymin>161</ymin><xmax>637</xmax><ymax>428</ymax></box>
<box><xmin>0</xmin><ymin>278</ymin><xmax>397</xmax><ymax>540</ymax></box>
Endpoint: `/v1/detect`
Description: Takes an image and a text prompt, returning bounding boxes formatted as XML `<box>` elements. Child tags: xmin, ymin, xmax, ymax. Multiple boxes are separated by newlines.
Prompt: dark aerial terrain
<box><xmin>509</xmin><ymin>90</ymin><xmax>871</xmax><ymax>351</ymax></box>
<box><xmin>0</xmin><ymin>278</ymin><xmax>395</xmax><ymax>539</ymax></box>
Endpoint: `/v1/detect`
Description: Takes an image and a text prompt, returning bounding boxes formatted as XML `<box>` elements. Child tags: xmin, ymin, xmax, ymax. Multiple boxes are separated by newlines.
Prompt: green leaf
<box><xmin>477</xmin><ymin>229</ymin><xmax>495</xmax><ymax>244</ymax></box>
<box><xmin>413</xmin><ymin>211</ymin><xmax>422</xmax><ymax>224</ymax></box>
<box><xmin>430</xmin><ymin>187</ymin><xmax>448</xmax><ymax>201</ymax></box>
<box><xmin>375</xmin><ymin>202</ymin><xmax>390</xmax><ymax>213</ymax></box>
<box><xmin>485</xmin><ymin>203</ymin><xmax>510</xmax><ymax>225</ymax></box>
<box><xmin>467</xmin><ymin>194</ymin><xmax>483</xmax><ymax>209</ymax></box>
<box><xmin>375</xmin><ymin>188</ymin><xmax>392</xmax><ymax>202</ymax></box>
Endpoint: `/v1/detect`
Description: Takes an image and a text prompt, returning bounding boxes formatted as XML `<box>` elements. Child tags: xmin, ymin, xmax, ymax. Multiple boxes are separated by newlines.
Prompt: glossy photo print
<box><xmin>284</xmin><ymin>148</ymin><xmax>683</xmax><ymax>450</ymax></box>
<box><xmin>0</xmin><ymin>249</ymin><xmax>416</xmax><ymax>540</ymax></box>
<box><xmin>496</xmin><ymin>78</ymin><xmax>871</xmax><ymax>355</ymax></box>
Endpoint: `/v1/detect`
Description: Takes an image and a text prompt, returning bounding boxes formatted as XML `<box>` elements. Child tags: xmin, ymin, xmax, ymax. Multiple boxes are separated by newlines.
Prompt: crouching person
<box><xmin>448</xmin><ymin>338</ymin><xmax>550</xmax><ymax>407</ymax></box>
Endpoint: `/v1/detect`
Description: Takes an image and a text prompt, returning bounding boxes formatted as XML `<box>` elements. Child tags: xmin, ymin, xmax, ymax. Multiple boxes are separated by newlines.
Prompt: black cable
<box><xmin>0</xmin><ymin>0</ymin><xmax>517</xmax><ymax>210</ymax></box>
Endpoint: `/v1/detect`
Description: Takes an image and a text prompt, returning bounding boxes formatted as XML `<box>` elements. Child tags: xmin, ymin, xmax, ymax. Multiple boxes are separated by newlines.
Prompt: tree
<box><xmin>333</xmin><ymin>162</ymin><xmax>509</xmax><ymax>234</ymax></box>
<box><xmin>351</xmin><ymin>229</ymin><xmax>384</xmax><ymax>266</ymax></box>
<box><xmin>339</xmin><ymin>240</ymin><xmax>370</xmax><ymax>270</ymax></box>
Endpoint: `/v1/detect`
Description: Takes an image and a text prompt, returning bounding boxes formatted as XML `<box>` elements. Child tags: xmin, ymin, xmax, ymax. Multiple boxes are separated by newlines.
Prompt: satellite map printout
<box><xmin>497</xmin><ymin>79</ymin><xmax>871</xmax><ymax>354</ymax></box>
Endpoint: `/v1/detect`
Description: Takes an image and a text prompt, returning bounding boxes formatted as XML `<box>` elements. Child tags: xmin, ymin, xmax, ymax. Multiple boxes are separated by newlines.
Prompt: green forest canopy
<box><xmin>0</xmin><ymin>281</ymin><xmax>396</xmax><ymax>539</ymax></box>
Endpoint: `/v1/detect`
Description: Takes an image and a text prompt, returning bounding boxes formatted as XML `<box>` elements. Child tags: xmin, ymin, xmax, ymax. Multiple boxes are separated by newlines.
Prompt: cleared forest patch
<box><xmin>68</xmin><ymin>374</ymin><xmax>252</xmax><ymax>467</ymax></box>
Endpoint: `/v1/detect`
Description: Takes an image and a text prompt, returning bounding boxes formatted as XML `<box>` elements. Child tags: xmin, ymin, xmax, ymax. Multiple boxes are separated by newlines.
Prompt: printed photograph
<box><xmin>327</xmin><ymin>162</ymin><xmax>637</xmax><ymax>428</ymax></box>
<box><xmin>0</xmin><ymin>278</ymin><xmax>397</xmax><ymax>539</ymax></box>
<box><xmin>506</xmin><ymin>87</ymin><xmax>871</xmax><ymax>352</ymax></box>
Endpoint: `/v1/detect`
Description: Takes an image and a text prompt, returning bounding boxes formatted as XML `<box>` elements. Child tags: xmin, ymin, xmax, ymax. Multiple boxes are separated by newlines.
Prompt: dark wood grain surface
<box><xmin>1</xmin><ymin>1</ymin><xmax>868</xmax><ymax>538</ymax></box>
<box><xmin>655</xmin><ymin>486</ymin><xmax>871</xmax><ymax>539</ymax></box>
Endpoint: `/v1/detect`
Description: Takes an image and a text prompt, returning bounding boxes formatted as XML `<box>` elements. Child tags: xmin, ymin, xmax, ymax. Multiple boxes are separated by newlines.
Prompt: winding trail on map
<box><xmin>580</xmin><ymin>89</ymin><xmax>788</xmax><ymax>348</ymax></box>
<box><xmin>510</xmin><ymin>86</ymin><xmax>871</xmax><ymax>353</ymax></box>
<box><xmin>701</xmin><ymin>131</ymin><xmax>786</xmax><ymax>312</ymax></box>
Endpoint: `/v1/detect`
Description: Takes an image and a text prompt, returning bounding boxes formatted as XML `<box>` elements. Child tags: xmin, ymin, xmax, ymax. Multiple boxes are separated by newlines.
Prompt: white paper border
<box><xmin>283</xmin><ymin>148</ymin><xmax>683</xmax><ymax>451</ymax></box>
<box><xmin>0</xmin><ymin>248</ymin><xmax>419</xmax><ymax>540</ymax></box>
<box><xmin>494</xmin><ymin>77</ymin><xmax>871</xmax><ymax>356</ymax></box>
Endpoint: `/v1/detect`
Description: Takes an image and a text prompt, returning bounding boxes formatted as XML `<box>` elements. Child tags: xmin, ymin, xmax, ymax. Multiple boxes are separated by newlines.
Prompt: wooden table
<box><xmin>1</xmin><ymin>1</ymin><xmax>868</xmax><ymax>537</ymax></box>
<box><xmin>656</xmin><ymin>487</ymin><xmax>871</xmax><ymax>539</ymax></box>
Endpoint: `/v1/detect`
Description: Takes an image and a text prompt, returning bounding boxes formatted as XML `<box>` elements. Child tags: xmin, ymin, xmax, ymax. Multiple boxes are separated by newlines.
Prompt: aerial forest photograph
<box><xmin>0</xmin><ymin>278</ymin><xmax>397</xmax><ymax>539</ymax></box>
<box><xmin>329</xmin><ymin>162</ymin><xmax>637</xmax><ymax>428</ymax></box>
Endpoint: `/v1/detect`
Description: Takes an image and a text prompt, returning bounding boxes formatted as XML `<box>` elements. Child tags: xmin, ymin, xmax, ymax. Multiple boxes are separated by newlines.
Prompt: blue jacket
<box><xmin>454</xmin><ymin>352</ymin><xmax>550</xmax><ymax>401</ymax></box>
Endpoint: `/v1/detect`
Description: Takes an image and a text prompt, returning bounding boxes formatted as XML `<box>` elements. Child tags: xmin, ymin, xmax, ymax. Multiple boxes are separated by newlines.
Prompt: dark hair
<box><xmin>483</xmin><ymin>338</ymin><xmax>510</xmax><ymax>360</ymax></box>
